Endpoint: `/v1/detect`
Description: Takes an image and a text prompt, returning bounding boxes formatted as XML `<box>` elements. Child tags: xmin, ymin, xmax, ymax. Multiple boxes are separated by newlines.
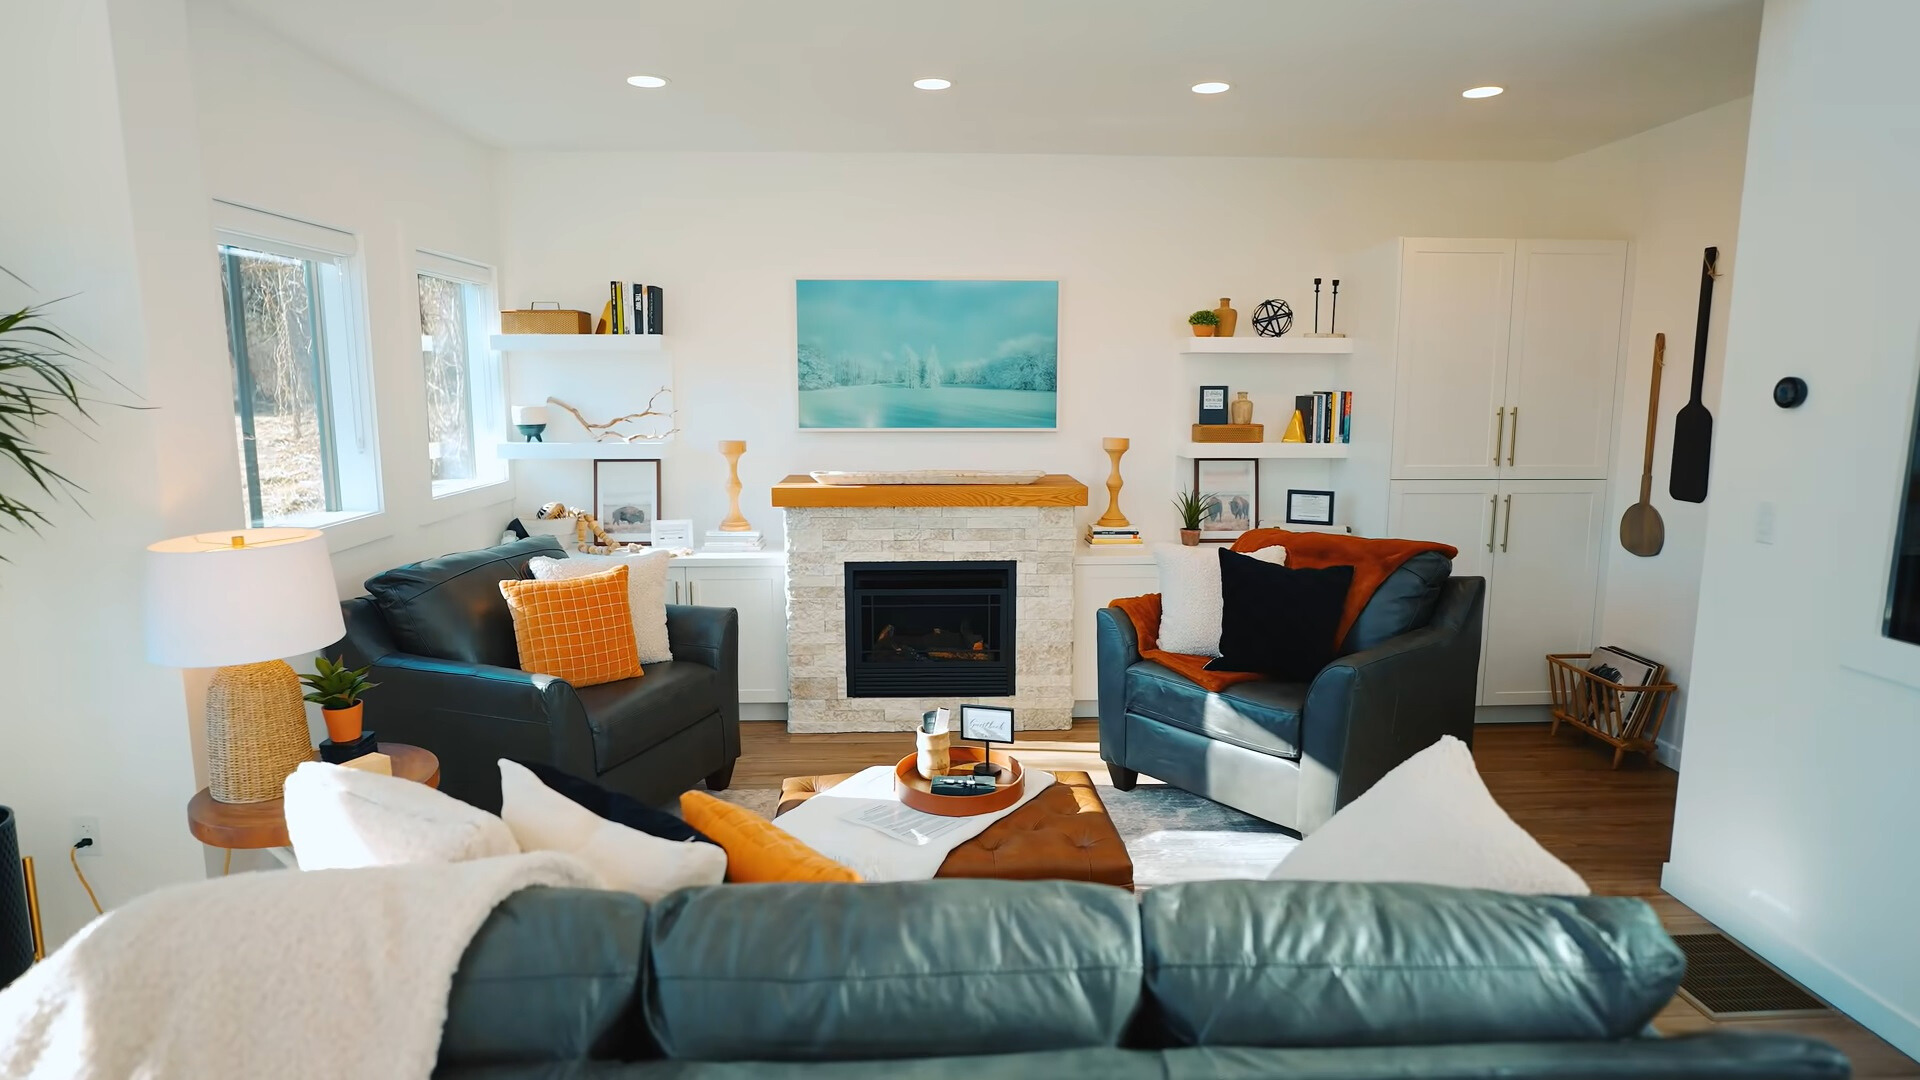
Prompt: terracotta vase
<box><xmin>1229</xmin><ymin>391</ymin><xmax>1254</xmax><ymax>426</ymax></box>
<box><xmin>1214</xmin><ymin>298</ymin><xmax>1238</xmax><ymax>337</ymax></box>
<box><xmin>1191</xmin><ymin>324</ymin><xmax>1216</xmax><ymax>337</ymax></box>
<box><xmin>322</xmin><ymin>702</ymin><xmax>364</xmax><ymax>744</ymax></box>
<box><xmin>1180</xmin><ymin>529</ymin><xmax>1202</xmax><ymax>547</ymax></box>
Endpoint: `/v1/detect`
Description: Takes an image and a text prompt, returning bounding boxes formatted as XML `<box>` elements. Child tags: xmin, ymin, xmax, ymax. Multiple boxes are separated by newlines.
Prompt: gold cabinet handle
<box><xmin>1493</xmin><ymin>407</ymin><xmax>1506</xmax><ymax>465</ymax></box>
<box><xmin>1507</xmin><ymin>407</ymin><xmax>1519</xmax><ymax>467</ymax></box>
<box><xmin>1486</xmin><ymin>496</ymin><xmax>1497</xmax><ymax>552</ymax></box>
<box><xmin>1501</xmin><ymin>494</ymin><xmax>1514</xmax><ymax>552</ymax></box>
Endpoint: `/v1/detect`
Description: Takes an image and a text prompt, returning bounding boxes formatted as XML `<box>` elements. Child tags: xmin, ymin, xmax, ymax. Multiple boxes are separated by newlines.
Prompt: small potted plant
<box><xmin>301</xmin><ymin>655</ymin><xmax>378</xmax><ymax>744</ymax></box>
<box><xmin>1188</xmin><ymin>309</ymin><xmax>1220</xmax><ymax>337</ymax></box>
<box><xmin>1172</xmin><ymin>488</ymin><xmax>1218</xmax><ymax>546</ymax></box>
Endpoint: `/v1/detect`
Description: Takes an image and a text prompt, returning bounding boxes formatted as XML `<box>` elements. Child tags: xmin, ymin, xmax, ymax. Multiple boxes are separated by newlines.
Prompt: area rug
<box><xmin>714</xmin><ymin>783</ymin><xmax>1299</xmax><ymax>887</ymax></box>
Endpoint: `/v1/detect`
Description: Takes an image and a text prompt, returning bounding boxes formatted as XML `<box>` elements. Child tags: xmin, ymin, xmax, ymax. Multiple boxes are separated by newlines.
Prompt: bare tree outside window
<box><xmin>219</xmin><ymin>245</ymin><xmax>329</xmax><ymax>524</ymax></box>
<box><xmin>419</xmin><ymin>273</ymin><xmax>477</xmax><ymax>483</ymax></box>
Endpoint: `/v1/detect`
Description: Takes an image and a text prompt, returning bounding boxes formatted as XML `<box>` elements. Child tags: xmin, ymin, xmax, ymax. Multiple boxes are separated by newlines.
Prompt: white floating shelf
<box><xmin>1176</xmin><ymin>442</ymin><xmax>1350</xmax><ymax>459</ymax></box>
<box><xmin>495</xmin><ymin>440</ymin><xmax>671</xmax><ymax>460</ymax></box>
<box><xmin>1181</xmin><ymin>336</ymin><xmax>1353</xmax><ymax>355</ymax></box>
<box><xmin>491</xmin><ymin>334</ymin><xmax>665</xmax><ymax>354</ymax></box>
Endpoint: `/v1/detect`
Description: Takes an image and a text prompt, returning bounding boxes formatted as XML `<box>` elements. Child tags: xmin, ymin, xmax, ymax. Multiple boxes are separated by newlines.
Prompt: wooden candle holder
<box><xmin>1096</xmin><ymin>437</ymin><xmax>1132</xmax><ymax>528</ymax></box>
<box><xmin>718</xmin><ymin>440</ymin><xmax>752</xmax><ymax>532</ymax></box>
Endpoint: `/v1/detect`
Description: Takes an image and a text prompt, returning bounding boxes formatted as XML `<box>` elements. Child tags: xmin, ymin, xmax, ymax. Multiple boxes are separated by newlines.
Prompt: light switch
<box><xmin>1755</xmin><ymin>501</ymin><xmax>1776</xmax><ymax>545</ymax></box>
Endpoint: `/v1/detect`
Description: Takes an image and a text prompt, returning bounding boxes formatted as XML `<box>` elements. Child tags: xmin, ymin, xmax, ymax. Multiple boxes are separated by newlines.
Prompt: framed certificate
<box><xmin>1285</xmin><ymin>489</ymin><xmax>1336</xmax><ymax>527</ymax></box>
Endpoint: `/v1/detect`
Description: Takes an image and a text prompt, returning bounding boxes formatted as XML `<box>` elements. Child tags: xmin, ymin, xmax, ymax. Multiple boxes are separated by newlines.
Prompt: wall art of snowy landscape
<box><xmin>796</xmin><ymin>279</ymin><xmax>1058</xmax><ymax>429</ymax></box>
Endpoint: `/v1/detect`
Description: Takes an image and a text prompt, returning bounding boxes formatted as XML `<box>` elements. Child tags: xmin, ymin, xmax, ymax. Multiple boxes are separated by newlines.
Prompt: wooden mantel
<box><xmin>771</xmin><ymin>474</ymin><xmax>1088</xmax><ymax>508</ymax></box>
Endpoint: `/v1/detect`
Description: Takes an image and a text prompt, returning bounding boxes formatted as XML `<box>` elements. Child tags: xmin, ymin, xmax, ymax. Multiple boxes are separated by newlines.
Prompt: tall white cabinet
<box><xmin>1384</xmin><ymin>238</ymin><xmax>1626</xmax><ymax>708</ymax></box>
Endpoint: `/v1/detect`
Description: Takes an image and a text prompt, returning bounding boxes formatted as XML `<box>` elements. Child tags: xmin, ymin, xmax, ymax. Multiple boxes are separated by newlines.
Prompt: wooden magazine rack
<box><xmin>1545</xmin><ymin>653</ymin><xmax>1678</xmax><ymax>767</ymax></box>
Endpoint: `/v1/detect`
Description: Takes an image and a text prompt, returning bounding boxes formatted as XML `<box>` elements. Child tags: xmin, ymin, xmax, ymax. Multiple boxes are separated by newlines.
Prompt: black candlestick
<box><xmin>1312</xmin><ymin>278</ymin><xmax>1322</xmax><ymax>334</ymax></box>
<box><xmin>1329</xmin><ymin>279</ymin><xmax>1341</xmax><ymax>337</ymax></box>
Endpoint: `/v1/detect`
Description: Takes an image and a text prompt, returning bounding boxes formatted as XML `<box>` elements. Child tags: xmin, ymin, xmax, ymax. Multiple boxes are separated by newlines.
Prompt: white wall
<box><xmin>500</xmin><ymin>153</ymin><xmax>1575</xmax><ymax>547</ymax></box>
<box><xmin>186</xmin><ymin>0</ymin><xmax>510</xmax><ymax>592</ymax></box>
<box><xmin>0</xmin><ymin>0</ymin><xmax>236</xmax><ymax>945</ymax></box>
<box><xmin>1664</xmin><ymin>0</ymin><xmax>1920</xmax><ymax>1057</ymax></box>
<box><xmin>1553</xmin><ymin>99</ymin><xmax>1753</xmax><ymax>763</ymax></box>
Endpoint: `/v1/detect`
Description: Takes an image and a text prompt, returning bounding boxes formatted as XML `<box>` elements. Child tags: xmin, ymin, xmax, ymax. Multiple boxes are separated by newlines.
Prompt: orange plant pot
<box><xmin>1190</xmin><ymin>324</ymin><xmax>1216</xmax><ymax>337</ymax></box>
<box><xmin>322</xmin><ymin>703</ymin><xmax>364</xmax><ymax>744</ymax></box>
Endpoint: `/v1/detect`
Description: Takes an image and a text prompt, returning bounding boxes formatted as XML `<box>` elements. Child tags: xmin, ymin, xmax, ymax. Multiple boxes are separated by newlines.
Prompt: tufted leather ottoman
<box><xmin>777</xmin><ymin>770</ymin><xmax>1133</xmax><ymax>889</ymax></box>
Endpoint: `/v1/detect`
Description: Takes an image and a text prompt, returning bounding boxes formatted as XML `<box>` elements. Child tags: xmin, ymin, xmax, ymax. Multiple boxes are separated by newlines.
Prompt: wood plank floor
<box><xmin>736</xmin><ymin>718</ymin><xmax>1918</xmax><ymax>1077</ymax></box>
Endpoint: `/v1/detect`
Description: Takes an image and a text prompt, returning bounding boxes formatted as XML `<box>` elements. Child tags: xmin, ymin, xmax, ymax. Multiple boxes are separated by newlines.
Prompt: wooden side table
<box><xmin>187</xmin><ymin>743</ymin><xmax>440</xmax><ymax>867</ymax></box>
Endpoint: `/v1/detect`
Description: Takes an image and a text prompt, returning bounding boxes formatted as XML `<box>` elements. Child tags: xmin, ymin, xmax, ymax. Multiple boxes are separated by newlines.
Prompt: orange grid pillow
<box><xmin>499</xmin><ymin>565</ymin><xmax>643</xmax><ymax>688</ymax></box>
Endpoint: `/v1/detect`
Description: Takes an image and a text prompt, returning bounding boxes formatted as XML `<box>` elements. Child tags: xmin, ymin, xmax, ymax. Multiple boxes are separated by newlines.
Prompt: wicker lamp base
<box><xmin>206</xmin><ymin>660</ymin><xmax>317</xmax><ymax>804</ymax></box>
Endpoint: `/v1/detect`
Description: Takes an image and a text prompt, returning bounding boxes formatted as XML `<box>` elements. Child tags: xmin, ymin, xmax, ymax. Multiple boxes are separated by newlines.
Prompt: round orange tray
<box><xmin>894</xmin><ymin>746</ymin><xmax>1025</xmax><ymax>817</ymax></box>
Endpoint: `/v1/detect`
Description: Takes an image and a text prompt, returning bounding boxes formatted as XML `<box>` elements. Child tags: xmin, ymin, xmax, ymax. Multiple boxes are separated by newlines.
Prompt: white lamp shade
<box><xmin>145</xmin><ymin>527</ymin><xmax>346</xmax><ymax>668</ymax></box>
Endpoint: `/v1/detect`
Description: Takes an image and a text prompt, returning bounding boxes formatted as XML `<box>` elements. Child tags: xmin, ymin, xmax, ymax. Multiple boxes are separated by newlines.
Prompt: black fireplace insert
<box><xmin>844</xmin><ymin>561</ymin><xmax>1016</xmax><ymax>698</ymax></box>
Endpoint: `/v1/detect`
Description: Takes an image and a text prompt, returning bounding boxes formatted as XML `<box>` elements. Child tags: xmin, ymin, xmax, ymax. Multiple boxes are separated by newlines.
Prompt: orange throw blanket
<box><xmin>1113</xmin><ymin>531</ymin><xmax>1458</xmax><ymax>692</ymax></box>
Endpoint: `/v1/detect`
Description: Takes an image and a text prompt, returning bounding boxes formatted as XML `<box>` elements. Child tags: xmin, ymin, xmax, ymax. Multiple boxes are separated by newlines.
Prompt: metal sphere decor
<box><xmin>1252</xmin><ymin>298</ymin><xmax>1294</xmax><ymax>337</ymax></box>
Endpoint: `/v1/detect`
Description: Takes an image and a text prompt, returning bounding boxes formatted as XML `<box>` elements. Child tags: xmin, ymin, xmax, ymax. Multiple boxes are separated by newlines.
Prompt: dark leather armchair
<box><xmin>332</xmin><ymin>537</ymin><xmax>740</xmax><ymax>812</ymax></box>
<box><xmin>1098</xmin><ymin>560</ymin><xmax>1484</xmax><ymax>835</ymax></box>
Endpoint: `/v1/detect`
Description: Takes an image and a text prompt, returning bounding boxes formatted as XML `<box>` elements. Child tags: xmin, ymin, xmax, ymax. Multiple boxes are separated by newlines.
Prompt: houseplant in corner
<box><xmin>1187</xmin><ymin>309</ymin><xmax>1220</xmax><ymax>337</ymax></box>
<box><xmin>301</xmin><ymin>655</ymin><xmax>377</xmax><ymax>744</ymax></box>
<box><xmin>0</xmin><ymin>297</ymin><xmax>99</xmax><ymax>540</ymax></box>
<box><xmin>1172</xmin><ymin>488</ymin><xmax>1217</xmax><ymax>547</ymax></box>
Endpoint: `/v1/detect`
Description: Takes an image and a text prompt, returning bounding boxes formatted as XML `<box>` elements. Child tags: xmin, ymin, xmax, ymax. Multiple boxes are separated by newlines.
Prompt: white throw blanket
<box><xmin>773</xmin><ymin>765</ymin><xmax>1054</xmax><ymax>881</ymax></box>
<box><xmin>0</xmin><ymin>851</ymin><xmax>599</xmax><ymax>1080</ymax></box>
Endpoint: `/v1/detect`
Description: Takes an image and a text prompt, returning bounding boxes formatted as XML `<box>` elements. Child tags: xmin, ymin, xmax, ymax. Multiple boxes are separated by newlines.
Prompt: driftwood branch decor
<box><xmin>546</xmin><ymin>388</ymin><xmax>681</xmax><ymax>443</ymax></box>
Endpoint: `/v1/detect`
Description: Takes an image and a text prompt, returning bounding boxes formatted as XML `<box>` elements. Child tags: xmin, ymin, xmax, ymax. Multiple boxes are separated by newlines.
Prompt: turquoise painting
<box><xmin>797</xmin><ymin>279</ymin><xmax>1058</xmax><ymax>429</ymax></box>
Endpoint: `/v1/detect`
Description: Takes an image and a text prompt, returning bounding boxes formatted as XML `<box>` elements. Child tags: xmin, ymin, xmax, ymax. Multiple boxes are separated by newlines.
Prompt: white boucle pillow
<box><xmin>1154</xmin><ymin>542</ymin><xmax>1286</xmax><ymax>656</ymax></box>
<box><xmin>283</xmin><ymin>761</ymin><xmax>519</xmax><ymax>870</ymax></box>
<box><xmin>498</xmin><ymin>760</ymin><xmax>726</xmax><ymax>901</ymax></box>
<box><xmin>531</xmin><ymin>549</ymin><xmax>673</xmax><ymax>664</ymax></box>
<box><xmin>1269</xmin><ymin>736</ymin><xmax>1589</xmax><ymax>895</ymax></box>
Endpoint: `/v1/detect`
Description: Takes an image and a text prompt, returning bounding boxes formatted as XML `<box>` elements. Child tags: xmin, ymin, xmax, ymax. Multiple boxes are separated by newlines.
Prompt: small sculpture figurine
<box><xmin>717</xmin><ymin>440</ymin><xmax>752</xmax><ymax>532</ymax></box>
<box><xmin>1096</xmin><ymin>437</ymin><xmax>1132</xmax><ymax>529</ymax></box>
<box><xmin>1252</xmin><ymin>299</ymin><xmax>1293</xmax><ymax>337</ymax></box>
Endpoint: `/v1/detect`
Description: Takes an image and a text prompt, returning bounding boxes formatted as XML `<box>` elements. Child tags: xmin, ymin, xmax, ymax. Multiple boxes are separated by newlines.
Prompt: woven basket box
<box><xmin>501</xmin><ymin>309</ymin><xmax>592</xmax><ymax>335</ymax></box>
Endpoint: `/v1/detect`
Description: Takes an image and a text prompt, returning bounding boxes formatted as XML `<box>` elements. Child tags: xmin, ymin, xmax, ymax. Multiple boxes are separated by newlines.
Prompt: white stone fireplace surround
<box><xmin>778</xmin><ymin>475</ymin><xmax>1086</xmax><ymax>733</ymax></box>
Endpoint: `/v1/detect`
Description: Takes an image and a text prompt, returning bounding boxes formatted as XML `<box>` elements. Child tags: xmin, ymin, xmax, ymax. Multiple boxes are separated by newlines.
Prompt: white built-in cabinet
<box><xmin>1386</xmin><ymin>238</ymin><xmax>1626</xmax><ymax>707</ymax></box>
<box><xmin>1388</xmin><ymin>479</ymin><xmax>1607</xmax><ymax>706</ymax></box>
<box><xmin>1392</xmin><ymin>239</ymin><xmax>1626</xmax><ymax>481</ymax></box>
<box><xmin>1072</xmin><ymin>553</ymin><xmax>1161</xmax><ymax>709</ymax></box>
<box><xmin>668</xmin><ymin>556</ymin><xmax>788</xmax><ymax>704</ymax></box>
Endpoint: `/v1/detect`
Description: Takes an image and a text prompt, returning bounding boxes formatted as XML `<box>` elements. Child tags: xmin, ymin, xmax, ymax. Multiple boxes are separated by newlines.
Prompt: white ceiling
<box><xmin>220</xmin><ymin>0</ymin><xmax>1761</xmax><ymax>161</ymax></box>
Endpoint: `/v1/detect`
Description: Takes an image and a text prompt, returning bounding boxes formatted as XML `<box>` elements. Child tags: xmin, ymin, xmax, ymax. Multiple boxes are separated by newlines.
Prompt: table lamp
<box><xmin>145</xmin><ymin>528</ymin><xmax>345</xmax><ymax>804</ymax></box>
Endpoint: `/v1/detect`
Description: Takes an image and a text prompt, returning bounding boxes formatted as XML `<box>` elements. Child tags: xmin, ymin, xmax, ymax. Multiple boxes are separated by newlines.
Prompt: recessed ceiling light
<box><xmin>913</xmin><ymin>77</ymin><xmax>952</xmax><ymax>91</ymax></box>
<box><xmin>1461</xmin><ymin>85</ymin><xmax>1504</xmax><ymax>99</ymax></box>
<box><xmin>1191</xmin><ymin>81</ymin><xmax>1231</xmax><ymax>95</ymax></box>
<box><xmin>626</xmin><ymin>75</ymin><xmax>669</xmax><ymax>88</ymax></box>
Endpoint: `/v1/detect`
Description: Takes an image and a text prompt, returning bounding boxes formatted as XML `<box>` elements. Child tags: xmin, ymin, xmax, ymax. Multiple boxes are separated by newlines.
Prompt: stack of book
<box><xmin>1085</xmin><ymin>527</ymin><xmax>1143</xmax><ymax>546</ymax></box>
<box><xmin>607</xmin><ymin>281</ymin><xmax>665</xmax><ymax>335</ymax></box>
<box><xmin>1291</xmin><ymin>390</ymin><xmax>1354</xmax><ymax>444</ymax></box>
<box><xmin>702</xmin><ymin>530</ymin><xmax>763</xmax><ymax>552</ymax></box>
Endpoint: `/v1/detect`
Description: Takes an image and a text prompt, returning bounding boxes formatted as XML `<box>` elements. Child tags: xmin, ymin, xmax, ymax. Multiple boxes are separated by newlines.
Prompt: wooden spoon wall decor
<box><xmin>1620</xmin><ymin>334</ymin><xmax>1667</xmax><ymax>557</ymax></box>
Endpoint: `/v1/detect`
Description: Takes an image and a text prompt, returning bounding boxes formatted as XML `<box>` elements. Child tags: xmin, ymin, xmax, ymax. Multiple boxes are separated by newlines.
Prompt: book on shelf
<box><xmin>608</xmin><ymin>281</ymin><xmax>623</xmax><ymax>335</ymax></box>
<box><xmin>702</xmin><ymin>530</ymin><xmax>763</xmax><ymax>551</ymax></box>
<box><xmin>1087</xmin><ymin>527</ymin><xmax>1140</xmax><ymax>537</ymax></box>
<box><xmin>630</xmin><ymin>282</ymin><xmax>647</xmax><ymax>336</ymax></box>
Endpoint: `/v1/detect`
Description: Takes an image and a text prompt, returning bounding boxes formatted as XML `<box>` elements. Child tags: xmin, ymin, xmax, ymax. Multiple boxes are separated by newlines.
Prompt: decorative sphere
<box><xmin>1253</xmin><ymin>299</ymin><xmax>1293</xmax><ymax>337</ymax></box>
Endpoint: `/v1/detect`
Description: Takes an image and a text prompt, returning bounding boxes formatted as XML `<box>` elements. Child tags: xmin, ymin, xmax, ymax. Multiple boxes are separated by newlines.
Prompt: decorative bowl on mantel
<box><xmin>808</xmin><ymin>470</ymin><xmax>1046</xmax><ymax>486</ymax></box>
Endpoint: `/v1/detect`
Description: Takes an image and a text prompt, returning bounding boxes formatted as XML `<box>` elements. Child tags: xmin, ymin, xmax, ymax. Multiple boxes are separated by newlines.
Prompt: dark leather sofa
<box><xmin>332</xmin><ymin>537</ymin><xmax>739</xmax><ymax>812</ymax></box>
<box><xmin>432</xmin><ymin>878</ymin><xmax>1848</xmax><ymax>1078</ymax></box>
<box><xmin>1098</xmin><ymin>552</ymin><xmax>1484</xmax><ymax>834</ymax></box>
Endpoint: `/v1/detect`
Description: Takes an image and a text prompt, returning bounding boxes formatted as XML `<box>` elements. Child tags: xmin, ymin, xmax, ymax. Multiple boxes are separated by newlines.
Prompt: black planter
<box><xmin>0</xmin><ymin>807</ymin><xmax>33</xmax><ymax>988</ymax></box>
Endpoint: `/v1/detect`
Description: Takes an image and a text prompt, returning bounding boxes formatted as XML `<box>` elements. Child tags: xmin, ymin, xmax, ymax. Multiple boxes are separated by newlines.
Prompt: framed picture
<box><xmin>651</xmin><ymin>518</ymin><xmax>693</xmax><ymax>549</ymax></box>
<box><xmin>593</xmin><ymin>459</ymin><xmax>662</xmax><ymax>544</ymax></box>
<box><xmin>959</xmin><ymin>704</ymin><xmax>1015</xmax><ymax>745</ymax></box>
<box><xmin>1285</xmin><ymin>489</ymin><xmax>1337</xmax><ymax>526</ymax></box>
<box><xmin>1193</xmin><ymin>458</ymin><xmax>1258</xmax><ymax>542</ymax></box>
<box><xmin>796</xmin><ymin>279</ymin><xmax>1059</xmax><ymax>430</ymax></box>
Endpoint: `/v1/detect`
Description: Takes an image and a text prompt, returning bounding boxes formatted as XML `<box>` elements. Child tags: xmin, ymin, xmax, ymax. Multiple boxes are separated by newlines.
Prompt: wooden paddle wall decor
<box><xmin>1669</xmin><ymin>247</ymin><xmax>1720</xmax><ymax>503</ymax></box>
<box><xmin>1620</xmin><ymin>334</ymin><xmax>1667</xmax><ymax>557</ymax></box>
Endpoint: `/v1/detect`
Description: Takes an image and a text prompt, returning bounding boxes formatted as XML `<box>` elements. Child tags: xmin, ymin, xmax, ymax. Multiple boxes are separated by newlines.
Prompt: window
<box><xmin>214</xmin><ymin>203</ymin><xmax>380</xmax><ymax>528</ymax></box>
<box><xmin>416</xmin><ymin>253</ymin><xmax>504</xmax><ymax>496</ymax></box>
<box><xmin>1888</xmin><ymin>382</ymin><xmax>1920</xmax><ymax>645</ymax></box>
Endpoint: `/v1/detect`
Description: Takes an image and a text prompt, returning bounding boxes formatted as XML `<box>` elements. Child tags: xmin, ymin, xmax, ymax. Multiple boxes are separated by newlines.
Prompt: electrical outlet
<box><xmin>72</xmin><ymin>816</ymin><xmax>100</xmax><ymax>856</ymax></box>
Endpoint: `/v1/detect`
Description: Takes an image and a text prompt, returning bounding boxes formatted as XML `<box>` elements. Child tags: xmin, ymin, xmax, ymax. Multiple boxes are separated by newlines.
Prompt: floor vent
<box><xmin>1674</xmin><ymin>933</ymin><xmax>1831</xmax><ymax>1019</ymax></box>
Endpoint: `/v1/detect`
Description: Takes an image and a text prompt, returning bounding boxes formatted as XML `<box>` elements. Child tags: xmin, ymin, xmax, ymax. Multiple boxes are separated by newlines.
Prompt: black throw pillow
<box><xmin>509</xmin><ymin>759</ymin><xmax>718</xmax><ymax>847</ymax></box>
<box><xmin>1205</xmin><ymin>550</ymin><xmax>1355</xmax><ymax>683</ymax></box>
